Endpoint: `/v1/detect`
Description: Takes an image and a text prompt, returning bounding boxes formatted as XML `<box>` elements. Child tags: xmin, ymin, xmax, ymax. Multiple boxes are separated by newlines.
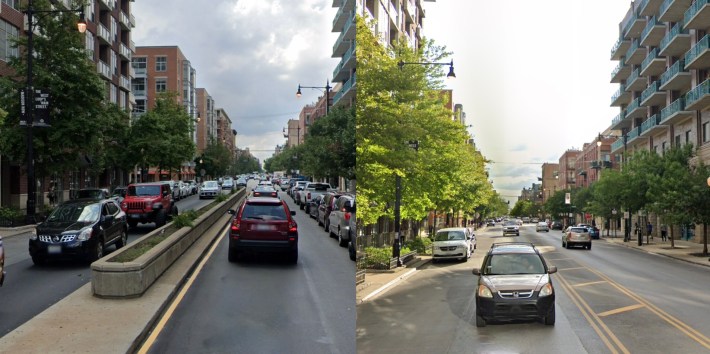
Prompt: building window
<box><xmin>675</xmin><ymin>135</ymin><xmax>681</xmax><ymax>147</ymax></box>
<box><xmin>652</xmin><ymin>145</ymin><xmax>658</xmax><ymax>154</ymax></box>
<box><xmin>134</xmin><ymin>99</ymin><xmax>146</xmax><ymax>115</ymax></box>
<box><xmin>662</xmin><ymin>141</ymin><xmax>667</xmax><ymax>151</ymax></box>
<box><xmin>155</xmin><ymin>78</ymin><xmax>167</xmax><ymax>92</ymax></box>
<box><xmin>685</xmin><ymin>130</ymin><xmax>691</xmax><ymax>144</ymax></box>
<box><xmin>132</xmin><ymin>57</ymin><xmax>147</xmax><ymax>69</ymax></box>
<box><xmin>703</xmin><ymin>122</ymin><xmax>709</xmax><ymax>143</ymax></box>
<box><xmin>0</xmin><ymin>19</ymin><xmax>19</xmax><ymax>62</ymax></box>
<box><xmin>155</xmin><ymin>56</ymin><xmax>167</xmax><ymax>72</ymax></box>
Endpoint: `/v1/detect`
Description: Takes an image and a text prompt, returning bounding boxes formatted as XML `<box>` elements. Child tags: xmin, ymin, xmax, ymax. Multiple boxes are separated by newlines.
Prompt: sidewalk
<box><xmin>0</xmin><ymin>224</ymin><xmax>37</xmax><ymax>239</ymax></box>
<box><xmin>356</xmin><ymin>235</ymin><xmax>710</xmax><ymax>304</ymax></box>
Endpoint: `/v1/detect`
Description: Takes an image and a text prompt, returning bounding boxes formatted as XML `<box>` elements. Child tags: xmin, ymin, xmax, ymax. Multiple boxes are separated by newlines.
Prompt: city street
<box><xmin>356</xmin><ymin>223</ymin><xmax>710</xmax><ymax>354</ymax></box>
<box><xmin>0</xmin><ymin>190</ymin><xmax>219</xmax><ymax>337</ymax></box>
<box><xmin>139</xmin><ymin>182</ymin><xmax>356</xmax><ymax>353</ymax></box>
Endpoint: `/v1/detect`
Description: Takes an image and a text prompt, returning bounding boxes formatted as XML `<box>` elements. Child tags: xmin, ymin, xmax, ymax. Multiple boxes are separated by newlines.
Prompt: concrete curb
<box><xmin>600</xmin><ymin>237</ymin><xmax>710</xmax><ymax>268</ymax></box>
<box><xmin>0</xmin><ymin>224</ymin><xmax>37</xmax><ymax>239</ymax></box>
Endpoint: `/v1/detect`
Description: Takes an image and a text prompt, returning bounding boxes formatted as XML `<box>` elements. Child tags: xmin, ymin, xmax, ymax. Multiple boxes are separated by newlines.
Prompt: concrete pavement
<box><xmin>356</xmin><ymin>231</ymin><xmax>710</xmax><ymax>304</ymax></box>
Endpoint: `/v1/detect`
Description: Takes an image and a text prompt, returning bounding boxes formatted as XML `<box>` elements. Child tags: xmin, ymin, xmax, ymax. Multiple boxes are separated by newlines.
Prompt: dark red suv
<box><xmin>227</xmin><ymin>197</ymin><xmax>298</xmax><ymax>263</ymax></box>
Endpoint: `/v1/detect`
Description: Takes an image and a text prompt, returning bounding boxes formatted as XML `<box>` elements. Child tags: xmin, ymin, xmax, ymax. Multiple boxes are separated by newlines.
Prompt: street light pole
<box><xmin>296</xmin><ymin>80</ymin><xmax>332</xmax><ymax>115</ymax></box>
<box><xmin>22</xmin><ymin>0</ymin><xmax>86</xmax><ymax>224</ymax></box>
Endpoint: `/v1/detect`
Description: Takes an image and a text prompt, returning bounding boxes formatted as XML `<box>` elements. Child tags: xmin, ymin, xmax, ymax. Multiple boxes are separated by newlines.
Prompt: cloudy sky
<box><xmin>423</xmin><ymin>0</ymin><xmax>630</xmax><ymax>204</ymax></box>
<box><xmin>131</xmin><ymin>0</ymin><xmax>339</xmax><ymax>163</ymax></box>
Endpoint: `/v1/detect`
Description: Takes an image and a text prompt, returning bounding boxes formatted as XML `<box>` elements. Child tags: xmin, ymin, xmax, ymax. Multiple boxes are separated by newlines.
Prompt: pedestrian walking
<box><xmin>647</xmin><ymin>221</ymin><xmax>653</xmax><ymax>241</ymax></box>
<box><xmin>661</xmin><ymin>224</ymin><xmax>668</xmax><ymax>242</ymax></box>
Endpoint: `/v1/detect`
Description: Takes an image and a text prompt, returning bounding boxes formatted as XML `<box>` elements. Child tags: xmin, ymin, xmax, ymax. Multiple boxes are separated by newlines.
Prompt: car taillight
<box><xmin>289</xmin><ymin>220</ymin><xmax>297</xmax><ymax>234</ymax></box>
<box><xmin>272</xmin><ymin>192</ymin><xmax>277</xmax><ymax>197</ymax></box>
<box><xmin>230</xmin><ymin>218</ymin><xmax>240</xmax><ymax>238</ymax></box>
<box><xmin>344</xmin><ymin>212</ymin><xmax>351</xmax><ymax>221</ymax></box>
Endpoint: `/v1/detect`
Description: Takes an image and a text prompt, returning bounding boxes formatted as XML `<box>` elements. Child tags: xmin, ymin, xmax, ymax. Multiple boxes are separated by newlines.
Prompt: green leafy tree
<box><xmin>356</xmin><ymin>15</ymin><xmax>492</xmax><ymax>227</ymax></box>
<box><xmin>0</xmin><ymin>0</ymin><xmax>118</xmax><ymax>179</ymax></box>
<box><xmin>234</xmin><ymin>149</ymin><xmax>261</xmax><ymax>175</ymax></box>
<box><xmin>299</xmin><ymin>106</ymin><xmax>355</xmax><ymax>180</ymax></box>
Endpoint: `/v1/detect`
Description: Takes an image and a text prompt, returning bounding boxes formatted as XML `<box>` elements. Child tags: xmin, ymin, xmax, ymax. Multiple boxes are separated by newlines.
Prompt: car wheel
<box><xmin>587</xmin><ymin>243</ymin><xmax>592</xmax><ymax>250</ymax></box>
<box><xmin>544</xmin><ymin>305</ymin><xmax>556</xmax><ymax>326</ymax></box>
<box><xmin>325</xmin><ymin>220</ymin><xmax>331</xmax><ymax>233</ymax></box>
<box><xmin>300</xmin><ymin>203</ymin><xmax>304</xmax><ymax>210</ymax></box>
<box><xmin>565</xmin><ymin>241</ymin><xmax>570</xmax><ymax>249</ymax></box>
<box><xmin>288</xmin><ymin>249</ymin><xmax>298</xmax><ymax>264</ymax></box>
<box><xmin>317</xmin><ymin>217</ymin><xmax>323</xmax><ymax>226</ymax></box>
<box><xmin>228</xmin><ymin>249</ymin><xmax>240</xmax><ymax>263</ymax></box>
<box><xmin>116</xmin><ymin>228</ymin><xmax>128</xmax><ymax>248</ymax></box>
<box><xmin>90</xmin><ymin>238</ymin><xmax>104</xmax><ymax>262</ymax></box>
<box><xmin>338</xmin><ymin>229</ymin><xmax>348</xmax><ymax>247</ymax></box>
<box><xmin>32</xmin><ymin>255</ymin><xmax>46</xmax><ymax>266</ymax></box>
<box><xmin>170</xmin><ymin>205</ymin><xmax>178</xmax><ymax>219</ymax></box>
<box><xmin>155</xmin><ymin>210</ymin><xmax>167</xmax><ymax>227</ymax></box>
<box><xmin>476</xmin><ymin>311</ymin><xmax>486</xmax><ymax>327</ymax></box>
<box><xmin>304</xmin><ymin>205</ymin><xmax>310</xmax><ymax>214</ymax></box>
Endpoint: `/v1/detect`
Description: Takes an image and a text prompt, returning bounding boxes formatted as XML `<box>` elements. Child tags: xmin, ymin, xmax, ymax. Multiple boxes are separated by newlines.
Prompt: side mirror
<box><xmin>471</xmin><ymin>268</ymin><xmax>481</xmax><ymax>275</ymax></box>
<box><xmin>548</xmin><ymin>265</ymin><xmax>558</xmax><ymax>274</ymax></box>
<box><xmin>226</xmin><ymin>209</ymin><xmax>235</xmax><ymax>215</ymax></box>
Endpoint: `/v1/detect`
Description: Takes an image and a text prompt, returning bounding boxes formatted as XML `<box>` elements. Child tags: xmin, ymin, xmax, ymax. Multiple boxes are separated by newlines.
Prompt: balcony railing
<box><xmin>625</xmin><ymin>39</ymin><xmax>641</xmax><ymax>63</ymax></box>
<box><xmin>641</xmin><ymin>80</ymin><xmax>662</xmax><ymax>103</ymax></box>
<box><xmin>622</xmin><ymin>12</ymin><xmax>640</xmax><ymax>38</ymax></box>
<box><xmin>333</xmin><ymin>73</ymin><xmax>356</xmax><ymax>103</ymax></box>
<box><xmin>611</xmin><ymin>60</ymin><xmax>626</xmax><ymax>81</ymax></box>
<box><xmin>660</xmin><ymin>59</ymin><xmax>685</xmax><ymax>86</ymax></box>
<box><xmin>611</xmin><ymin>84</ymin><xmax>627</xmax><ymax>105</ymax></box>
<box><xmin>684</xmin><ymin>34</ymin><xmax>710</xmax><ymax>68</ymax></box>
<box><xmin>97</xmin><ymin>23</ymin><xmax>111</xmax><ymax>43</ymax></box>
<box><xmin>611</xmin><ymin>36</ymin><xmax>628</xmax><ymax>59</ymax></box>
<box><xmin>683</xmin><ymin>0</ymin><xmax>710</xmax><ymax>28</ymax></box>
<box><xmin>611</xmin><ymin>138</ymin><xmax>625</xmax><ymax>152</ymax></box>
<box><xmin>97</xmin><ymin>61</ymin><xmax>111</xmax><ymax>79</ymax></box>
<box><xmin>333</xmin><ymin>43</ymin><xmax>355</xmax><ymax>80</ymax></box>
<box><xmin>684</xmin><ymin>78</ymin><xmax>710</xmax><ymax>109</ymax></box>
<box><xmin>640</xmin><ymin>16</ymin><xmax>660</xmax><ymax>42</ymax></box>
<box><xmin>641</xmin><ymin>48</ymin><xmax>660</xmax><ymax>71</ymax></box>
<box><xmin>626</xmin><ymin>97</ymin><xmax>642</xmax><ymax>113</ymax></box>
<box><xmin>660</xmin><ymin>21</ymin><xmax>688</xmax><ymax>52</ymax></box>
<box><xmin>640</xmin><ymin>114</ymin><xmax>662</xmax><ymax>133</ymax></box>
<box><xmin>627</xmin><ymin>126</ymin><xmax>641</xmax><ymax>142</ymax></box>
<box><xmin>332</xmin><ymin>14</ymin><xmax>355</xmax><ymax>55</ymax></box>
<box><xmin>660</xmin><ymin>97</ymin><xmax>686</xmax><ymax>122</ymax></box>
<box><xmin>612</xmin><ymin>111</ymin><xmax>626</xmax><ymax>126</ymax></box>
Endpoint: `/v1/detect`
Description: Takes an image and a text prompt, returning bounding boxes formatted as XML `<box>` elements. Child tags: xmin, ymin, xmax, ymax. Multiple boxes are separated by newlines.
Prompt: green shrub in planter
<box><xmin>406</xmin><ymin>237</ymin><xmax>431</xmax><ymax>255</ymax></box>
<box><xmin>215</xmin><ymin>194</ymin><xmax>229</xmax><ymax>203</ymax></box>
<box><xmin>173</xmin><ymin>210</ymin><xmax>199</xmax><ymax>228</ymax></box>
<box><xmin>363</xmin><ymin>246</ymin><xmax>413</xmax><ymax>269</ymax></box>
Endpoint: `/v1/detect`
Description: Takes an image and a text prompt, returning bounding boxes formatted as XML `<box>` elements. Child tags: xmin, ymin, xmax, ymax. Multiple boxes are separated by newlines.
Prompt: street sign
<box><xmin>18</xmin><ymin>87</ymin><xmax>51</xmax><ymax>127</ymax></box>
<box><xmin>565</xmin><ymin>192</ymin><xmax>571</xmax><ymax>205</ymax></box>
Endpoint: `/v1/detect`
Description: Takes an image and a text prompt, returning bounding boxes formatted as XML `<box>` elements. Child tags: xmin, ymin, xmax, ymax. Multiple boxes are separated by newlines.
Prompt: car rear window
<box><xmin>435</xmin><ymin>230</ymin><xmax>466</xmax><ymax>241</ymax></box>
<box><xmin>570</xmin><ymin>227</ymin><xmax>588</xmax><ymax>233</ymax></box>
<box><xmin>241</xmin><ymin>203</ymin><xmax>287</xmax><ymax>220</ymax></box>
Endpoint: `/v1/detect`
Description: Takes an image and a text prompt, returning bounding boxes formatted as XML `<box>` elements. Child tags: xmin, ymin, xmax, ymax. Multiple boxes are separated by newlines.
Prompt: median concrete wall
<box><xmin>91</xmin><ymin>190</ymin><xmax>245</xmax><ymax>298</ymax></box>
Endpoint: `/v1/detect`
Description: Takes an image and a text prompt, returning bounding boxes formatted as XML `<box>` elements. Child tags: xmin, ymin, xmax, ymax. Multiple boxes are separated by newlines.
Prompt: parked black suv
<box><xmin>471</xmin><ymin>242</ymin><xmax>557</xmax><ymax>327</ymax></box>
<box><xmin>30</xmin><ymin>199</ymin><xmax>128</xmax><ymax>265</ymax></box>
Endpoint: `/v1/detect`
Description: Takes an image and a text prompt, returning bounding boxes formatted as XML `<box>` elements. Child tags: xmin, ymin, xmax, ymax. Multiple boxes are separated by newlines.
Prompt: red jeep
<box><xmin>120</xmin><ymin>182</ymin><xmax>178</xmax><ymax>228</ymax></box>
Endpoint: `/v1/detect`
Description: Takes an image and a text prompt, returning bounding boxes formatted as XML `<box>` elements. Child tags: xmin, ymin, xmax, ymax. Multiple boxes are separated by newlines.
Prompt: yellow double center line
<box><xmin>552</xmin><ymin>256</ymin><xmax>710</xmax><ymax>353</ymax></box>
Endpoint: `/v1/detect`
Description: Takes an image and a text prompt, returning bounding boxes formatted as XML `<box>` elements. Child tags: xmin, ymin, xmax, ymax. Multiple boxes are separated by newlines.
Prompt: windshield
<box><xmin>435</xmin><ymin>230</ymin><xmax>466</xmax><ymax>241</ymax></box>
<box><xmin>47</xmin><ymin>203</ymin><xmax>101</xmax><ymax>223</ymax></box>
<box><xmin>484</xmin><ymin>253</ymin><xmax>545</xmax><ymax>275</ymax></box>
<box><xmin>241</xmin><ymin>203</ymin><xmax>287</xmax><ymax>220</ymax></box>
<box><xmin>127</xmin><ymin>185</ymin><xmax>161</xmax><ymax>196</ymax></box>
<box><xmin>204</xmin><ymin>181</ymin><xmax>219</xmax><ymax>188</ymax></box>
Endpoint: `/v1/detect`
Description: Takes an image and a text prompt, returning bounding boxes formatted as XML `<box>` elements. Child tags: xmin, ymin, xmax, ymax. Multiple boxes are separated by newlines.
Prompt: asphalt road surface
<box><xmin>356</xmin><ymin>223</ymin><xmax>710</xmax><ymax>354</ymax></box>
<box><xmin>141</xmin><ymin>182</ymin><xmax>356</xmax><ymax>353</ymax></box>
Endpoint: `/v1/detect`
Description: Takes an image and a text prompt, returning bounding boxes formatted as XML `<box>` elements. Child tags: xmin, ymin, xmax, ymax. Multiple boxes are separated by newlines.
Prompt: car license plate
<box><xmin>130</xmin><ymin>214</ymin><xmax>140</xmax><ymax>219</ymax></box>
<box><xmin>48</xmin><ymin>245</ymin><xmax>62</xmax><ymax>254</ymax></box>
<box><xmin>254</xmin><ymin>224</ymin><xmax>275</xmax><ymax>231</ymax></box>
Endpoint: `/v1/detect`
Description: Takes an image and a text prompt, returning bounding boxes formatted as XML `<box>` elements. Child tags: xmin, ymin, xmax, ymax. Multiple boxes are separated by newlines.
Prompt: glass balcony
<box><xmin>611</xmin><ymin>111</ymin><xmax>629</xmax><ymax>130</ymax></box>
<box><xmin>684</xmin><ymin>79</ymin><xmax>710</xmax><ymax>111</ymax></box>
<box><xmin>611</xmin><ymin>60</ymin><xmax>630</xmax><ymax>83</ymax></box>
<box><xmin>626</xmin><ymin>126</ymin><xmax>642</xmax><ymax>143</ymax></box>
<box><xmin>626</xmin><ymin>68</ymin><xmax>645</xmax><ymax>92</ymax></box>
<box><xmin>332</xmin><ymin>14</ymin><xmax>355</xmax><ymax>57</ymax></box>
<box><xmin>659</xmin><ymin>59</ymin><xmax>690</xmax><ymax>91</ymax></box>
<box><xmin>626</xmin><ymin>97</ymin><xmax>645</xmax><ymax>119</ymax></box>
<box><xmin>611</xmin><ymin>138</ymin><xmax>625</xmax><ymax>153</ymax></box>
<box><xmin>641</xmin><ymin>80</ymin><xmax>665</xmax><ymax>106</ymax></box>
<box><xmin>640</xmin><ymin>47</ymin><xmax>665</xmax><ymax>76</ymax></box>
<box><xmin>611</xmin><ymin>36</ymin><xmax>631</xmax><ymax>60</ymax></box>
<box><xmin>660</xmin><ymin>97</ymin><xmax>692</xmax><ymax>125</ymax></box>
<box><xmin>660</xmin><ymin>0</ymin><xmax>693</xmax><ymax>22</ymax></box>
<box><xmin>639</xmin><ymin>0</ymin><xmax>665</xmax><ymax>16</ymax></box>
<box><xmin>333</xmin><ymin>73</ymin><xmax>356</xmax><ymax>105</ymax></box>
<box><xmin>623</xmin><ymin>12</ymin><xmax>647</xmax><ymax>39</ymax></box>
<box><xmin>684</xmin><ymin>34</ymin><xmax>710</xmax><ymax>70</ymax></box>
<box><xmin>640</xmin><ymin>114</ymin><xmax>665</xmax><ymax>136</ymax></box>
<box><xmin>640</xmin><ymin>16</ymin><xmax>665</xmax><ymax>46</ymax></box>
<box><xmin>611</xmin><ymin>84</ymin><xmax>629</xmax><ymax>106</ymax></box>
<box><xmin>625</xmin><ymin>39</ymin><xmax>645</xmax><ymax>66</ymax></box>
<box><xmin>684</xmin><ymin>0</ymin><xmax>710</xmax><ymax>30</ymax></box>
<box><xmin>660</xmin><ymin>22</ymin><xmax>690</xmax><ymax>57</ymax></box>
<box><xmin>332</xmin><ymin>43</ymin><xmax>355</xmax><ymax>82</ymax></box>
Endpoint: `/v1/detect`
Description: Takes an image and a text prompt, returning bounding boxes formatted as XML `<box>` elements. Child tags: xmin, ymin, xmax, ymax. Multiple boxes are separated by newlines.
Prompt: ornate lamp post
<box><xmin>397</xmin><ymin>59</ymin><xmax>456</xmax><ymax>78</ymax></box>
<box><xmin>296</xmin><ymin>80</ymin><xmax>332</xmax><ymax>115</ymax></box>
<box><xmin>23</xmin><ymin>0</ymin><xmax>86</xmax><ymax>223</ymax></box>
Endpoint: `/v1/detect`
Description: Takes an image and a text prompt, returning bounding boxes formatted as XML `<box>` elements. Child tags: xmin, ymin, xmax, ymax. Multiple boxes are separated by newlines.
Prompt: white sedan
<box><xmin>536</xmin><ymin>221</ymin><xmax>550</xmax><ymax>232</ymax></box>
<box><xmin>199</xmin><ymin>181</ymin><xmax>221</xmax><ymax>199</ymax></box>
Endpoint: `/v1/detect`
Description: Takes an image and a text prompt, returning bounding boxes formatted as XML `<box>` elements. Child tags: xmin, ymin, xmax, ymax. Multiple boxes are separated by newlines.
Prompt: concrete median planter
<box><xmin>91</xmin><ymin>190</ymin><xmax>245</xmax><ymax>298</ymax></box>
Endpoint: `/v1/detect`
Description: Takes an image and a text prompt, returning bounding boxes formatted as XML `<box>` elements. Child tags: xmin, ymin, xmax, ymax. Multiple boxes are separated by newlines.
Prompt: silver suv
<box><xmin>327</xmin><ymin>195</ymin><xmax>355</xmax><ymax>247</ymax></box>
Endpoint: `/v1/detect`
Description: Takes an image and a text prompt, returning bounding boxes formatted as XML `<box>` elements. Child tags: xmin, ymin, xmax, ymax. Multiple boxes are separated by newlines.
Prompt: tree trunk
<box><xmin>670</xmin><ymin>224</ymin><xmax>675</xmax><ymax>249</ymax></box>
<box><xmin>703</xmin><ymin>222</ymin><xmax>708</xmax><ymax>257</ymax></box>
